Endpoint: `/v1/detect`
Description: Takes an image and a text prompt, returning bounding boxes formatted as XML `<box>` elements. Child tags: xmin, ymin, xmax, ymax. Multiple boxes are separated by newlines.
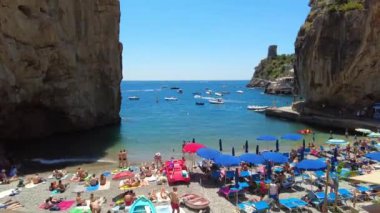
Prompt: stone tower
<box><xmin>267</xmin><ymin>45</ymin><xmax>278</xmax><ymax>59</ymax></box>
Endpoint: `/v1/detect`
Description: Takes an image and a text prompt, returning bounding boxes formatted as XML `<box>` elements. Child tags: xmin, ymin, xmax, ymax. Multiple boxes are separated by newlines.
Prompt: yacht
<box><xmin>164</xmin><ymin>97</ymin><xmax>178</xmax><ymax>101</ymax></box>
<box><xmin>209</xmin><ymin>98</ymin><xmax>224</xmax><ymax>104</ymax></box>
<box><xmin>214</xmin><ymin>92</ymin><xmax>223</xmax><ymax>97</ymax></box>
<box><xmin>247</xmin><ymin>105</ymin><xmax>268</xmax><ymax>112</ymax></box>
<box><xmin>236</xmin><ymin>90</ymin><xmax>244</xmax><ymax>94</ymax></box>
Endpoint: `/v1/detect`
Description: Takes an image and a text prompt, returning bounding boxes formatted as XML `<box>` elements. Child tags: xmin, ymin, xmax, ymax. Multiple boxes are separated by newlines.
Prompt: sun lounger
<box><xmin>279</xmin><ymin>198</ymin><xmax>308</xmax><ymax>212</ymax></box>
<box><xmin>218</xmin><ymin>186</ymin><xmax>244</xmax><ymax>200</ymax></box>
<box><xmin>338</xmin><ymin>188</ymin><xmax>354</xmax><ymax>205</ymax></box>
<box><xmin>226</xmin><ymin>171</ymin><xmax>235</xmax><ymax>179</ymax></box>
<box><xmin>355</xmin><ymin>185</ymin><xmax>377</xmax><ymax>200</ymax></box>
<box><xmin>237</xmin><ymin>200</ymin><xmax>270</xmax><ymax>212</ymax></box>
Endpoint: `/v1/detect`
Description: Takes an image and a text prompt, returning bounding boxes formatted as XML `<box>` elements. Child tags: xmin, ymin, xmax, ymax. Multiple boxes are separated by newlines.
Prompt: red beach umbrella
<box><xmin>112</xmin><ymin>171</ymin><xmax>134</xmax><ymax>180</ymax></box>
<box><xmin>183</xmin><ymin>142</ymin><xmax>206</xmax><ymax>153</ymax></box>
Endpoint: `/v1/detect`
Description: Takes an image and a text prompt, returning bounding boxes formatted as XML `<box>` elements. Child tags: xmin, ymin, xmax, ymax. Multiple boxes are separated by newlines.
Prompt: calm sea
<box><xmin>17</xmin><ymin>81</ymin><xmax>340</xmax><ymax>165</ymax></box>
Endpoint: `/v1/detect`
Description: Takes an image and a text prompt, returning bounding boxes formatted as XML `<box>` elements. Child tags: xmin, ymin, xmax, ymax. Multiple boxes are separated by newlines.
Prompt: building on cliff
<box><xmin>0</xmin><ymin>0</ymin><xmax>122</xmax><ymax>139</ymax></box>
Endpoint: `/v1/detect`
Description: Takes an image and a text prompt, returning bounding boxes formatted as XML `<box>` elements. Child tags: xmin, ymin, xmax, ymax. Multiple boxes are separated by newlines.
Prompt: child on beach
<box><xmin>168</xmin><ymin>187</ymin><xmax>180</xmax><ymax>213</ymax></box>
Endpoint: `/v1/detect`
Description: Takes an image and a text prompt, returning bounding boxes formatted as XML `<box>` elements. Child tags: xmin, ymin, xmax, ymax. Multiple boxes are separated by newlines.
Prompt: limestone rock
<box><xmin>295</xmin><ymin>0</ymin><xmax>380</xmax><ymax>111</ymax></box>
<box><xmin>0</xmin><ymin>0</ymin><xmax>122</xmax><ymax>139</ymax></box>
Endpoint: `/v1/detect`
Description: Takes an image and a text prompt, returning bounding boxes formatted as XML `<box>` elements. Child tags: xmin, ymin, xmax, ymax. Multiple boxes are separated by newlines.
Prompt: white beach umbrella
<box><xmin>325</xmin><ymin>139</ymin><xmax>348</xmax><ymax>146</ymax></box>
<box><xmin>355</xmin><ymin>128</ymin><xmax>372</xmax><ymax>134</ymax></box>
<box><xmin>368</xmin><ymin>132</ymin><xmax>380</xmax><ymax>138</ymax></box>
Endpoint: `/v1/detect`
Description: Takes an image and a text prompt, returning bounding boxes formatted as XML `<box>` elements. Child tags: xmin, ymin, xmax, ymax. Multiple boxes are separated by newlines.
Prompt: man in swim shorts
<box><xmin>168</xmin><ymin>187</ymin><xmax>180</xmax><ymax>213</ymax></box>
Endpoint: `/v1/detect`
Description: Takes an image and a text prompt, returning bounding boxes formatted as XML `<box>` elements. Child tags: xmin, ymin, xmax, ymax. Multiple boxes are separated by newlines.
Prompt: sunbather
<box><xmin>0</xmin><ymin>200</ymin><xmax>23</xmax><ymax>210</ymax></box>
<box><xmin>57</xmin><ymin>180</ymin><xmax>68</xmax><ymax>193</ymax></box>
<box><xmin>0</xmin><ymin>169</ymin><xmax>9</xmax><ymax>184</ymax></box>
<box><xmin>32</xmin><ymin>173</ymin><xmax>44</xmax><ymax>184</ymax></box>
<box><xmin>124</xmin><ymin>192</ymin><xmax>135</xmax><ymax>206</ymax></box>
<box><xmin>49</xmin><ymin>181</ymin><xmax>58</xmax><ymax>191</ymax></box>
<box><xmin>89</xmin><ymin>174</ymin><xmax>98</xmax><ymax>186</ymax></box>
<box><xmin>99</xmin><ymin>174</ymin><xmax>106</xmax><ymax>186</ymax></box>
<box><xmin>148</xmin><ymin>190</ymin><xmax>158</xmax><ymax>202</ymax></box>
<box><xmin>76</xmin><ymin>192</ymin><xmax>86</xmax><ymax>206</ymax></box>
<box><xmin>52</xmin><ymin>170</ymin><xmax>66</xmax><ymax>179</ymax></box>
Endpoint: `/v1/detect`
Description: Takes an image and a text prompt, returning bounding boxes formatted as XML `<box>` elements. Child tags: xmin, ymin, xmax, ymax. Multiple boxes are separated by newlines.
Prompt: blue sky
<box><xmin>121</xmin><ymin>0</ymin><xmax>310</xmax><ymax>80</ymax></box>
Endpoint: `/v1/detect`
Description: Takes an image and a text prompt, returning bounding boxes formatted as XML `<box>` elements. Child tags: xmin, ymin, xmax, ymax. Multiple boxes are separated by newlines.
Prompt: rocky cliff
<box><xmin>295</xmin><ymin>0</ymin><xmax>380</xmax><ymax>111</ymax></box>
<box><xmin>0</xmin><ymin>0</ymin><xmax>122</xmax><ymax>139</ymax></box>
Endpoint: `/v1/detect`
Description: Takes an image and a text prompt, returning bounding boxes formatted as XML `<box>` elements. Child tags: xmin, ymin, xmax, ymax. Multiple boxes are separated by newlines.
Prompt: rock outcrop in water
<box><xmin>295</xmin><ymin>0</ymin><xmax>380</xmax><ymax>112</ymax></box>
<box><xmin>0</xmin><ymin>0</ymin><xmax>122</xmax><ymax>139</ymax></box>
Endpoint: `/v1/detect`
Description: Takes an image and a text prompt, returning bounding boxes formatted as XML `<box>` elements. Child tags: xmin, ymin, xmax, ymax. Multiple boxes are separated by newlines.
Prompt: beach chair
<box><xmin>355</xmin><ymin>185</ymin><xmax>377</xmax><ymax>200</ymax></box>
<box><xmin>304</xmin><ymin>148</ymin><xmax>311</xmax><ymax>156</ymax></box>
<box><xmin>237</xmin><ymin>200</ymin><xmax>270</xmax><ymax>213</ymax></box>
<box><xmin>218</xmin><ymin>186</ymin><xmax>244</xmax><ymax>200</ymax></box>
<box><xmin>338</xmin><ymin>188</ymin><xmax>354</xmax><ymax>205</ymax></box>
<box><xmin>279</xmin><ymin>198</ymin><xmax>308</xmax><ymax>212</ymax></box>
<box><xmin>308</xmin><ymin>191</ymin><xmax>337</xmax><ymax>210</ymax></box>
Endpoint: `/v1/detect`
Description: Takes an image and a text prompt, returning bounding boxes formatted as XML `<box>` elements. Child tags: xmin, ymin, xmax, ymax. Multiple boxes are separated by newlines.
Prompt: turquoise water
<box><xmin>118</xmin><ymin>81</ymin><xmax>328</xmax><ymax>162</ymax></box>
<box><xmin>18</xmin><ymin>80</ymin><xmax>339</xmax><ymax>165</ymax></box>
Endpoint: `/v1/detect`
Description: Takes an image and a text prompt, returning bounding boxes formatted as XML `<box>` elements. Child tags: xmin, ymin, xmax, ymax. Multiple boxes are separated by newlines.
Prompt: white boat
<box><xmin>236</xmin><ymin>90</ymin><xmax>244</xmax><ymax>94</ymax></box>
<box><xmin>247</xmin><ymin>105</ymin><xmax>268</xmax><ymax>111</ymax></box>
<box><xmin>205</xmin><ymin>90</ymin><xmax>212</xmax><ymax>95</ymax></box>
<box><xmin>193</xmin><ymin>95</ymin><xmax>202</xmax><ymax>99</ymax></box>
<box><xmin>164</xmin><ymin>97</ymin><xmax>178</xmax><ymax>101</ymax></box>
<box><xmin>214</xmin><ymin>92</ymin><xmax>223</xmax><ymax>97</ymax></box>
<box><xmin>209</xmin><ymin>98</ymin><xmax>224</xmax><ymax>104</ymax></box>
<box><xmin>128</xmin><ymin>96</ymin><xmax>140</xmax><ymax>100</ymax></box>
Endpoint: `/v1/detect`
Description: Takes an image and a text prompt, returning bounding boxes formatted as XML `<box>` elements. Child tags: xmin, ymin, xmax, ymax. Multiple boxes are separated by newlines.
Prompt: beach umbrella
<box><xmin>183</xmin><ymin>143</ymin><xmax>205</xmax><ymax>153</ymax></box>
<box><xmin>300</xmin><ymin>148</ymin><xmax>305</xmax><ymax>161</ymax></box>
<box><xmin>296</xmin><ymin>159</ymin><xmax>327</xmax><ymax>171</ymax></box>
<box><xmin>196</xmin><ymin>148</ymin><xmax>221</xmax><ymax>160</ymax></box>
<box><xmin>303</xmin><ymin>139</ymin><xmax>306</xmax><ymax>149</ymax></box>
<box><xmin>368</xmin><ymin>132</ymin><xmax>380</xmax><ymax>138</ymax></box>
<box><xmin>281</xmin><ymin>133</ymin><xmax>302</xmax><ymax>141</ymax></box>
<box><xmin>275</xmin><ymin>140</ymin><xmax>279</xmax><ymax>152</ymax></box>
<box><xmin>326</xmin><ymin>139</ymin><xmax>348</xmax><ymax>146</ymax></box>
<box><xmin>261</xmin><ymin>152</ymin><xmax>288</xmax><ymax>164</ymax></box>
<box><xmin>355</xmin><ymin>128</ymin><xmax>372</xmax><ymax>134</ymax></box>
<box><xmin>256</xmin><ymin>135</ymin><xmax>277</xmax><ymax>141</ymax></box>
<box><xmin>219</xmin><ymin>139</ymin><xmax>223</xmax><ymax>151</ymax></box>
<box><xmin>267</xmin><ymin>161</ymin><xmax>272</xmax><ymax>179</ymax></box>
<box><xmin>232</xmin><ymin>147</ymin><xmax>235</xmax><ymax>156</ymax></box>
<box><xmin>239</xmin><ymin>153</ymin><xmax>265</xmax><ymax>165</ymax></box>
<box><xmin>365</xmin><ymin>152</ymin><xmax>380</xmax><ymax>161</ymax></box>
<box><xmin>214</xmin><ymin>154</ymin><xmax>241</xmax><ymax>167</ymax></box>
<box><xmin>256</xmin><ymin>145</ymin><xmax>259</xmax><ymax>155</ymax></box>
<box><xmin>245</xmin><ymin>140</ymin><xmax>249</xmax><ymax>153</ymax></box>
<box><xmin>112</xmin><ymin>171</ymin><xmax>134</xmax><ymax>180</ymax></box>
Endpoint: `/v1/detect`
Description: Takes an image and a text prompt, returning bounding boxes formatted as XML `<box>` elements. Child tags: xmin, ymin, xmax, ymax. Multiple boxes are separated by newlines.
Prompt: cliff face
<box><xmin>0</xmin><ymin>0</ymin><xmax>122</xmax><ymax>139</ymax></box>
<box><xmin>295</xmin><ymin>0</ymin><xmax>380</xmax><ymax>110</ymax></box>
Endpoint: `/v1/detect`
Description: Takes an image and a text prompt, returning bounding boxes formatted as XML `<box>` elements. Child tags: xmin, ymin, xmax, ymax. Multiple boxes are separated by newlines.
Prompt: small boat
<box><xmin>236</xmin><ymin>90</ymin><xmax>244</xmax><ymax>94</ymax></box>
<box><xmin>165</xmin><ymin>97</ymin><xmax>178</xmax><ymax>101</ymax></box>
<box><xmin>177</xmin><ymin>89</ymin><xmax>183</xmax><ymax>94</ymax></box>
<box><xmin>128</xmin><ymin>96</ymin><xmax>140</xmax><ymax>100</ymax></box>
<box><xmin>205</xmin><ymin>90</ymin><xmax>212</xmax><ymax>95</ymax></box>
<box><xmin>130</xmin><ymin>196</ymin><xmax>157</xmax><ymax>213</ymax></box>
<box><xmin>181</xmin><ymin>194</ymin><xmax>210</xmax><ymax>210</ymax></box>
<box><xmin>193</xmin><ymin>95</ymin><xmax>202</xmax><ymax>99</ymax></box>
<box><xmin>209</xmin><ymin>98</ymin><xmax>224</xmax><ymax>104</ymax></box>
<box><xmin>247</xmin><ymin>105</ymin><xmax>268</xmax><ymax>111</ymax></box>
<box><xmin>170</xmin><ymin>87</ymin><xmax>180</xmax><ymax>90</ymax></box>
<box><xmin>214</xmin><ymin>92</ymin><xmax>223</xmax><ymax>97</ymax></box>
<box><xmin>195</xmin><ymin>102</ymin><xmax>205</xmax><ymax>106</ymax></box>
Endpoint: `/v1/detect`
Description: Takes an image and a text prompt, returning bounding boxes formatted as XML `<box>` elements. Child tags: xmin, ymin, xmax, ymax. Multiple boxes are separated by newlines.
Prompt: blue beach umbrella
<box><xmin>196</xmin><ymin>148</ymin><xmax>221</xmax><ymax>160</ymax></box>
<box><xmin>256</xmin><ymin>135</ymin><xmax>278</xmax><ymax>141</ymax></box>
<box><xmin>365</xmin><ymin>152</ymin><xmax>380</xmax><ymax>161</ymax></box>
<box><xmin>281</xmin><ymin>133</ymin><xmax>303</xmax><ymax>141</ymax></box>
<box><xmin>219</xmin><ymin>139</ymin><xmax>223</xmax><ymax>151</ymax></box>
<box><xmin>326</xmin><ymin>139</ymin><xmax>348</xmax><ymax>146</ymax></box>
<box><xmin>232</xmin><ymin>147</ymin><xmax>235</xmax><ymax>156</ymax></box>
<box><xmin>261</xmin><ymin>152</ymin><xmax>288</xmax><ymax>164</ymax></box>
<box><xmin>239</xmin><ymin>154</ymin><xmax>265</xmax><ymax>165</ymax></box>
<box><xmin>256</xmin><ymin>145</ymin><xmax>259</xmax><ymax>154</ymax></box>
<box><xmin>214</xmin><ymin>154</ymin><xmax>241</xmax><ymax>167</ymax></box>
<box><xmin>296</xmin><ymin>159</ymin><xmax>327</xmax><ymax>171</ymax></box>
<box><xmin>275</xmin><ymin>140</ymin><xmax>279</xmax><ymax>152</ymax></box>
<box><xmin>245</xmin><ymin>140</ymin><xmax>249</xmax><ymax>153</ymax></box>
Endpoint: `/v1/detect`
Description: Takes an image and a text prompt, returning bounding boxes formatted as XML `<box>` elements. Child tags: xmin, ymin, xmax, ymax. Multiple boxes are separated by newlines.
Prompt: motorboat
<box><xmin>236</xmin><ymin>90</ymin><xmax>244</xmax><ymax>94</ymax></box>
<box><xmin>170</xmin><ymin>87</ymin><xmax>180</xmax><ymax>90</ymax></box>
<box><xmin>205</xmin><ymin>90</ymin><xmax>212</xmax><ymax>95</ymax></box>
<box><xmin>195</xmin><ymin>102</ymin><xmax>205</xmax><ymax>106</ymax></box>
<box><xmin>214</xmin><ymin>92</ymin><xmax>223</xmax><ymax>97</ymax></box>
<box><xmin>164</xmin><ymin>97</ymin><xmax>178</xmax><ymax>101</ymax></box>
<box><xmin>177</xmin><ymin>89</ymin><xmax>183</xmax><ymax>94</ymax></box>
<box><xmin>209</xmin><ymin>98</ymin><xmax>224</xmax><ymax>104</ymax></box>
<box><xmin>181</xmin><ymin>194</ymin><xmax>210</xmax><ymax>210</ymax></box>
<box><xmin>247</xmin><ymin>105</ymin><xmax>268</xmax><ymax>111</ymax></box>
<box><xmin>193</xmin><ymin>95</ymin><xmax>202</xmax><ymax>99</ymax></box>
<box><xmin>128</xmin><ymin>96</ymin><xmax>140</xmax><ymax>100</ymax></box>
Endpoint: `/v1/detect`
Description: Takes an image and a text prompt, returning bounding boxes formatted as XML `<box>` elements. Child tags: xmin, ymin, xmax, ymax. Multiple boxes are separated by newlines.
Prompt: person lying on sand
<box><xmin>32</xmin><ymin>173</ymin><xmax>45</xmax><ymax>184</ymax></box>
<box><xmin>52</xmin><ymin>170</ymin><xmax>66</xmax><ymax>179</ymax></box>
<box><xmin>49</xmin><ymin>181</ymin><xmax>58</xmax><ymax>191</ymax></box>
<box><xmin>76</xmin><ymin>192</ymin><xmax>86</xmax><ymax>206</ymax></box>
<box><xmin>0</xmin><ymin>199</ymin><xmax>23</xmax><ymax>210</ymax></box>
<box><xmin>89</xmin><ymin>174</ymin><xmax>98</xmax><ymax>186</ymax></box>
<box><xmin>160</xmin><ymin>187</ymin><xmax>168</xmax><ymax>199</ymax></box>
<box><xmin>148</xmin><ymin>190</ymin><xmax>157</xmax><ymax>202</ymax></box>
<box><xmin>90</xmin><ymin>199</ymin><xmax>101</xmax><ymax>213</ymax></box>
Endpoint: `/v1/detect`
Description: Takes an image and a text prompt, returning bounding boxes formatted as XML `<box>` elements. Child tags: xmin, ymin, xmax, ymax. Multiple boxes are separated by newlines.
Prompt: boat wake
<box><xmin>31</xmin><ymin>158</ymin><xmax>116</xmax><ymax>165</ymax></box>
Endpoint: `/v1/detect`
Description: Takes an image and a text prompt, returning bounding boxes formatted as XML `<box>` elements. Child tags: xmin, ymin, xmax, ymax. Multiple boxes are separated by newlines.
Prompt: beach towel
<box><xmin>145</xmin><ymin>175</ymin><xmax>157</xmax><ymax>182</ymax></box>
<box><xmin>156</xmin><ymin>192</ymin><xmax>170</xmax><ymax>203</ymax></box>
<box><xmin>69</xmin><ymin>206</ymin><xmax>91</xmax><ymax>213</ymax></box>
<box><xmin>102</xmin><ymin>171</ymin><xmax>111</xmax><ymax>177</ymax></box>
<box><xmin>0</xmin><ymin>189</ymin><xmax>15</xmax><ymax>199</ymax></box>
<box><xmin>51</xmin><ymin>190</ymin><xmax>60</xmax><ymax>195</ymax></box>
<box><xmin>155</xmin><ymin>205</ymin><xmax>186</xmax><ymax>213</ymax></box>
<box><xmin>39</xmin><ymin>200</ymin><xmax>75</xmax><ymax>211</ymax></box>
<box><xmin>99</xmin><ymin>181</ymin><xmax>111</xmax><ymax>190</ymax></box>
<box><xmin>86</xmin><ymin>184</ymin><xmax>99</xmax><ymax>192</ymax></box>
<box><xmin>119</xmin><ymin>183</ymin><xmax>142</xmax><ymax>190</ymax></box>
